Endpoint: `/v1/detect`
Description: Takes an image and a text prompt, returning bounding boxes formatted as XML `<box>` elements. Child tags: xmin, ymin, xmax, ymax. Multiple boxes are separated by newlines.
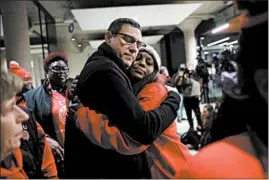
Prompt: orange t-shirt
<box><xmin>51</xmin><ymin>91</ymin><xmax>67</xmax><ymax>147</ymax></box>
<box><xmin>179</xmin><ymin>133</ymin><xmax>267</xmax><ymax>179</ymax></box>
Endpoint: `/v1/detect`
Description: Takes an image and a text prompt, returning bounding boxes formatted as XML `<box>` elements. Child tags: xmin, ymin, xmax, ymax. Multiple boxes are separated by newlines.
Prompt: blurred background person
<box><xmin>160</xmin><ymin>66</ymin><xmax>186</xmax><ymax>122</ymax></box>
<box><xmin>8</xmin><ymin>61</ymin><xmax>32</xmax><ymax>102</ymax></box>
<box><xmin>178</xmin><ymin>67</ymin><xmax>203</xmax><ymax>132</ymax></box>
<box><xmin>160</xmin><ymin>66</ymin><xmax>173</xmax><ymax>86</ymax></box>
<box><xmin>199</xmin><ymin>104</ymin><xmax>215</xmax><ymax>148</ymax></box>
<box><xmin>172</xmin><ymin>65</ymin><xmax>188</xmax><ymax>122</ymax></box>
<box><xmin>179</xmin><ymin>0</ymin><xmax>268</xmax><ymax>178</ymax></box>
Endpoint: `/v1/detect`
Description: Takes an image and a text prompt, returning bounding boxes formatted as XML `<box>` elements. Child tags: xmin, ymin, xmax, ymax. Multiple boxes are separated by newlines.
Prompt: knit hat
<box><xmin>139</xmin><ymin>44</ymin><xmax>161</xmax><ymax>72</ymax></box>
<box><xmin>43</xmin><ymin>52</ymin><xmax>68</xmax><ymax>70</ymax></box>
<box><xmin>9</xmin><ymin>61</ymin><xmax>31</xmax><ymax>79</ymax></box>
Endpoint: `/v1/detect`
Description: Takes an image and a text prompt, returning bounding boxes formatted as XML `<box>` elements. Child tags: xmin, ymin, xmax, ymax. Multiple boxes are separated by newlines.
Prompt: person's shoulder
<box><xmin>145</xmin><ymin>80</ymin><xmax>167</xmax><ymax>94</ymax></box>
<box><xmin>86</xmin><ymin>54</ymin><xmax>112</xmax><ymax>70</ymax></box>
<box><xmin>85</xmin><ymin>55</ymin><xmax>126</xmax><ymax>77</ymax></box>
<box><xmin>23</xmin><ymin>86</ymin><xmax>44</xmax><ymax>100</ymax></box>
<box><xmin>180</xmin><ymin>135</ymin><xmax>265</xmax><ymax>178</ymax></box>
<box><xmin>25</xmin><ymin>86</ymin><xmax>42</xmax><ymax>93</ymax></box>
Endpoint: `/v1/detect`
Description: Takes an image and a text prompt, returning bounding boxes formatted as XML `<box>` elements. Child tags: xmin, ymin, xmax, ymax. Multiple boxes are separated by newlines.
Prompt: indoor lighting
<box><xmin>71</xmin><ymin>37</ymin><xmax>75</xmax><ymax>41</ymax></box>
<box><xmin>218</xmin><ymin>42</ymin><xmax>228</xmax><ymax>47</ymax></box>
<box><xmin>78</xmin><ymin>44</ymin><xmax>82</xmax><ymax>47</ymax></box>
<box><xmin>228</xmin><ymin>40</ymin><xmax>238</xmax><ymax>45</ymax></box>
<box><xmin>204</xmin><ymin>52</ymin><xmax>209</xmax><ymax>55</ymax></box>
<box><xmin>212</xmin><ymin>23</ymin><xmax>229</xmax><ymax>34</ymax></box>
<box><xmin>207</xmin><ymin>37</ymin><xmax>230</xmax><ymax>47</ymax></box>
<box><xmin>218</xmin><ymin>40</ymin><xmax>238</xmax><ymax>47</ymax></box>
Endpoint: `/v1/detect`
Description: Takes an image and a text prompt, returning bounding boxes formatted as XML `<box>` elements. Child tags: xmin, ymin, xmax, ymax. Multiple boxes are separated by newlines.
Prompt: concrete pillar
<box><xmin>178</xmin><ymin>19</ymin><xmax>201</xmax><ymax>69</ymax></box>
<box><xmin>183</xmin><ymin>29</ymin><xmax>197</xmax><ymax>68</ymax></box>
<box><xmin>1</xmin><ymin>50</ymin><xmax>7</xmax><ymax>72</ymax></box>
<box><xmin>1</xmin><ymin>1</ymin><xmax>33</xmax><ymax>73</ymax></box>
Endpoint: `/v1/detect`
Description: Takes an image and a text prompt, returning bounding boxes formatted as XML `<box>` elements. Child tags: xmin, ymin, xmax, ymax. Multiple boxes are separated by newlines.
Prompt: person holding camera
<box><xmin>176</xmin><ymin>68</ymin><xmax>203</xmax><ymax>132</ymax></box>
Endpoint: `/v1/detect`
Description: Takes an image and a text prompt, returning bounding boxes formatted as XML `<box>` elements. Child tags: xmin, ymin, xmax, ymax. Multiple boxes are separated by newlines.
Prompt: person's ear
<box><xmin>105</xmin><ymin>31</ymin><xmax>113</xmax><ymax>44</ymax></box>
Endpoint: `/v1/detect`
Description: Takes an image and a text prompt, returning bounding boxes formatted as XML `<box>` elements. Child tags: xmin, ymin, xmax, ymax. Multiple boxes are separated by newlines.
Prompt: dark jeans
<box><xmin>183</xmin><ymin>96</ymin><xmax>202</xmax><ymax>129</ymax></box>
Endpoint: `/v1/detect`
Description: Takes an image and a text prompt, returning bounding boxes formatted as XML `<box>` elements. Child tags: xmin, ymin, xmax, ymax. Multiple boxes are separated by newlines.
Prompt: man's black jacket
<box><xmin>77</xmin><ymin>43</ymin><xmax>180</xmax><ymax>144</ymax></box>
<box><xmin>64</xmin><ymin>43</ymin><xmax>180</xmax><ymax>178</ymax></box>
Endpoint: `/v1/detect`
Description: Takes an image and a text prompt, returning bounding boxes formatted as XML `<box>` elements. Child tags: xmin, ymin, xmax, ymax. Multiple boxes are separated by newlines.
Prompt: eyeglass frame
<box><xmin>112</xmin><ymin>32</ymin><xmax>146</xmax><ymax>49</ymax></box>
<box><xmin>49</xmin><ymin>66</ymin><xmax>69</xmax><ymax>73</ymax></box>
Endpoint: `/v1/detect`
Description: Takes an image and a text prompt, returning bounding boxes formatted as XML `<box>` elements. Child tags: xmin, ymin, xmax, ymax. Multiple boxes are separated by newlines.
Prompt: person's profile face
<box><xmin>106</xmin><ymin>24</ymin><xmax>143</xmax><ymax>68</ymax></box>
<box><xmin>0</xmin><ymin>96</ymin><xmax>28</xmax><ymax>160</ymax></box>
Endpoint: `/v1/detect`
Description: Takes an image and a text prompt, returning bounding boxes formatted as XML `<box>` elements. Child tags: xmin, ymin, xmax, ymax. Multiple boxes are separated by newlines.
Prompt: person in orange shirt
<box><xmin>0</xmin><ymin>71</ymin><xmax>29</xmax><ymax>178</ymax></box>
<box><xmin>179</xmin><ymin>1</ymin><xmax>268</xmax><ymax>178</ymax></box>
<box><xmin>69</xmin><ymin>45</ymin><xmax>192</xmax><ymax>178</ymax></box>
<box><xmin>9</xmin><ymin>61</ymin><xmax>58</xmax><ymax>178</ymax></box>
<box><xmin>9</xmin><ymin>61</ymin><xmax>33</xmax><ymax>101</ymax></box>
<box><xmin>21</xmin><ymin>52</ymin><xmax>70</xmax><ymax>177</ymax></box>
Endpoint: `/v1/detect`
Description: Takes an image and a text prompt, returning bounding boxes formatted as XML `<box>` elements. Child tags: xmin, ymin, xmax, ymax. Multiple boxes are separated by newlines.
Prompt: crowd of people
<box><xmin>0</xmin><ymin>0</ymin><xmax>268</xmax><ymax>178</ymax></box>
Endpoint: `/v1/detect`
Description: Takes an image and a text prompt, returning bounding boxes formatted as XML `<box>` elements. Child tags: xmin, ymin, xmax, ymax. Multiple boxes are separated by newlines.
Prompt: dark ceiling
<box><xmin>68</xmin><ymin>0</ymin><xmax>186</xmax><ymax>9</ymax></box>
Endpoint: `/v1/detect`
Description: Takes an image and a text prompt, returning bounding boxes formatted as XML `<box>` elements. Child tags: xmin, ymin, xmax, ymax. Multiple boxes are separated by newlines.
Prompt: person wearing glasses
<box><xmin>66</xmin><ymin>44</ymin><xmax>191</xmax><ymax>179</ymax></box>
<box><xmin>65</xmin><ymin>18</ymin><xmax>181</xmax><ymax>178</ymax></box>
<box><xmin>20</xmin><ymin>52</ymin><xmax>69</xmax><ymax>178</ymax></box>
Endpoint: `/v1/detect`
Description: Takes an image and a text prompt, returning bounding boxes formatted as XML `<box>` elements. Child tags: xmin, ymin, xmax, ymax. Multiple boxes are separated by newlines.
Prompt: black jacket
<box><xmin>64</xmin><ymin>102</ymin><xmax>151</xmax><ymax>179</ymax></box>
<box><xmin>77</xmin><ymin>43</ymin><xmax>180</xmax><ymax>144</ymax></box>
<box><xmin>19</xmin><ymin>107</ymin><xmax>45</xmax><ymax>179</ymax></box>
<box><xmin>64</xmin><ymin>43</ymin><xmax>180</xmax><ymax>179</ymax></box>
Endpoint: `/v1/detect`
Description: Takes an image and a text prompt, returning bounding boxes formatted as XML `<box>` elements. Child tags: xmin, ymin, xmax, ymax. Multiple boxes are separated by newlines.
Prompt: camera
<box><xmin>195</xmin><ymin>56</ymin><xmax>210</xmax><ymax>83</ymax></box>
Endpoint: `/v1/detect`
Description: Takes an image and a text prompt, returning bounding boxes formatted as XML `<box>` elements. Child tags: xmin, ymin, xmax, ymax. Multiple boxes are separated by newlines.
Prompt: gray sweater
<box><xmin>182</xmin><ymin>78</ymin><xmax>201</xmax><ymax>98</ymax></box>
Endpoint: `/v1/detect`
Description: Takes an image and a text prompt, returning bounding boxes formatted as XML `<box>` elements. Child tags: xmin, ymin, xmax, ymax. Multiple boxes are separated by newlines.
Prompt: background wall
<box><xmin>68</xmin><ymin>46</ymin><xmax>96</xmax><ymax>78</ymax></box>
<box><xmin>160</xmin><ymin>28</ymin><xmax>186</xmax><ymax>75</ymax></box>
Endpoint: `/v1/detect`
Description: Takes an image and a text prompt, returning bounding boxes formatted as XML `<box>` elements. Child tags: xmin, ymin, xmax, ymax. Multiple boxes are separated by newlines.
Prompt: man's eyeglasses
<box><xmin>113</xmin><ymin>32</ymin><xmax>146</xmax><ymax>49</ymax></box>
<box><xmin>49</xmin><ymin>66</ymin><xmax>69</xmax><ymax>73</ymax></box>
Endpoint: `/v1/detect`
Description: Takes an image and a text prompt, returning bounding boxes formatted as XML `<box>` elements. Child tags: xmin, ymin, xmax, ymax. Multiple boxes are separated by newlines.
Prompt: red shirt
<box><xmin>51</xmin><ymin>91</ymin><xmax>67</xmax><ymax>147</ymax></box>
